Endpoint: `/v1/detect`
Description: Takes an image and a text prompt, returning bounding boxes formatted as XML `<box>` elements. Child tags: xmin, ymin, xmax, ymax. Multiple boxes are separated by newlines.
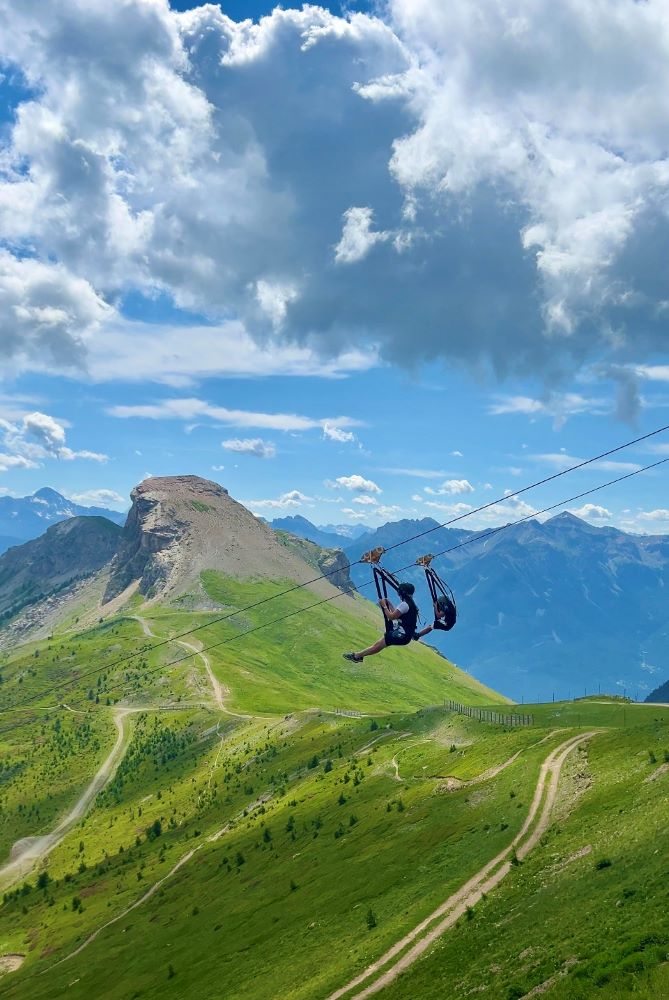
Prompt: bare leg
<box><xmin>414</xmin><ymin>624</ymin><xmax>433</xmax><ymax>639</ymax></box>
<box><xmin>355</xmin><ymin>636</ymin><xmax>387</xmax><ymax>658</ymax></box>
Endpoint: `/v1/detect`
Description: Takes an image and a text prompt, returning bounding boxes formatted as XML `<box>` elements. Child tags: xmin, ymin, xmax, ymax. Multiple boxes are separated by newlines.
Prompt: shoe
<box><xmin>343</xmin><ymin>652</ymin><xmax>363</xmax><ymax>663</ymax></box>
<box><xmin>433</xmin><ymin>620</ymin><xmax>450</xmax><ymax>631</ymax></box>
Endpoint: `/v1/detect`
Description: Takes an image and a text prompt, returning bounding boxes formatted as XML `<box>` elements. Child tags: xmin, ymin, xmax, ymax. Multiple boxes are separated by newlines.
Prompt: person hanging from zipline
<box><xmin>342</xmin><ymin>549</ymin><xmax>457</xmax><ymax>662</ymax></box>
<box><xmin>411</xmin><ymin>554</ymin><xmax>457</xmax><ymax>640</ymax></box>
<box><xmin>343</xmin><ymin>548</ymin><xmax>419</xmax><ymax>663</ymax></box>
<box><xmin>343</xmin><ymin>579</ymin><xmax>419</xmax><ymax>663</ymax></box>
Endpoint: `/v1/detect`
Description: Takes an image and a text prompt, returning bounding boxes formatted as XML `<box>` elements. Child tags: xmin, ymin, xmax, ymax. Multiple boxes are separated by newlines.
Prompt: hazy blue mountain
<box><xmin>268</xmin><ymin>515</ymin><xmax>346</xmax><ymax>549</ymax></box>
<box><xmin>0</xmin><ymin>488</ymin><xmax>127</xmax><ymax>554</ymax></box>
<box><xmin>645</xmin><ymin>678</ymin><xmax>669</xmax><ymax>703</ymax></box>
<box><xmin>345</xmin><ymin>512</ymin><xmax>669</xmax><ymax>703</ymax></box>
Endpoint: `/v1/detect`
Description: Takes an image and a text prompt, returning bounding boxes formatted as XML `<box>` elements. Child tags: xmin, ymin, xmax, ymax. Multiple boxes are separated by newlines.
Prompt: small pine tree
<box><xmin>366</xmin><ymin>908</ymin><xmax>377</xmax><ymax>930</ymax></box>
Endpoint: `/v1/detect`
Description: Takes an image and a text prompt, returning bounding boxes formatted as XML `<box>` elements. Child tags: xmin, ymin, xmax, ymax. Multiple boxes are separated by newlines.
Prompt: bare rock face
<box><xmin>315</xmin><ymin>549</ymin><xmax>355</xmax><ymax>594</ymax></box>
<box><xmin>103</xmin><ymin>475</ymin><xmax>347</xmax><ymax>605</ymax></box>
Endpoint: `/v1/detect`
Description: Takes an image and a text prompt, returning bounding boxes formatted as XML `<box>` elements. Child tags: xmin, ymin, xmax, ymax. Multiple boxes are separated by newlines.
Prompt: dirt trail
<box><xmin>0</xmin><ymin>707</ymin><xmax>141</xmax><ymax>889</ymax></box>
<box><xmin>176</xmin><ymin>638</ymin><xmax>230</xmax><ymax>713</ymax></box>
<box><xmin>436</xmin><ymin>729</ymin><xmax>564</xmax><ymax>791</ymax></box>
<box><xmin>52</xmin><ymin>790</ymin><xmax>274</xmax><ymax>968</ymax></box>
<box><xmin>132</xmin><ymin>616</ymin><xmax>246</xmax><ymax>719</ymax></box>
<box><xmin>327</xmin><ymin>731</ymin><xmax>599</xmax><ymax>1000</ymax></box>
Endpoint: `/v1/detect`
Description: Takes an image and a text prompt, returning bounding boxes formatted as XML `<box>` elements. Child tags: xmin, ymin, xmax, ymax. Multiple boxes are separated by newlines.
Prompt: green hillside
<box><xmin>0</xmin><ymin>573</ymin><xmax>667</xmax><ymax>999</ymax></box>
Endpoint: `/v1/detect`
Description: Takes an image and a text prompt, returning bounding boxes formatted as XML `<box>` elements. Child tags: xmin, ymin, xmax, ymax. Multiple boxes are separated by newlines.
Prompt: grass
<box><xmin>0</xmin><ymin>711</ymin><xmax>567</xmax><ymax>999</ymax></box>
<box><xmin>0</xmin><ymin>574</ymin><xmax>667</xmax><ymax>999</ymax></box>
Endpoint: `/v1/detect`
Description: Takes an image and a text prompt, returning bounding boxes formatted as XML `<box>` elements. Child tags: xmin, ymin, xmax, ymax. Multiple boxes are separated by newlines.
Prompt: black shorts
<box><xmin>384</xmin><ymin>627</ymin><xmax>412</xmax><ymax>647</ymax></box>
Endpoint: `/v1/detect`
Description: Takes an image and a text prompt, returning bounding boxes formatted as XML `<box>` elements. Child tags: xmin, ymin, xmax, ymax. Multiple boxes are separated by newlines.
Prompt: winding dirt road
<box><xmin>327</xmin><ymin>730</ymin><xmax>599</xmax><ymax>1000</ymax></box>
<box><xmin>0</xmin><ymin>707</ymin><xmax>138</xmax><ymax>889</ymax></box>
<box><xmin>132</xmin><ymin>616</ymin><xmax>244</xmax><ymax>718</ymax></box>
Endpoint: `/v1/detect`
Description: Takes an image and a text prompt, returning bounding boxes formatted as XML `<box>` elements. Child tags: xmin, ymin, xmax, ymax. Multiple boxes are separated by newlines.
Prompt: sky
<box><xmin>0</xmin><ymin>0</ymin><xmax>669</xmax><ymax>534</ymax></box>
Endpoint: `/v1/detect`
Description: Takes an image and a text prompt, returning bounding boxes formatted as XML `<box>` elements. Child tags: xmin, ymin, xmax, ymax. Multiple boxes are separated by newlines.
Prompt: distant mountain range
<box><xmin>0</xmin><ymin>488</ymin><xmax>127</xmax><ymax>554</ymax></box>
<box><xmin>269</xmin><ymin>515</ymin><xmax>367</xmax><ymax>545</ymax></box>
<box><xmin>2</xmin><ymin>495</ymin><xmax>668</xmax><ymax>703</ymax></box>
<box><xmin>328</xmin><ymin>513</ymin><xmax>668</xmax><ymax>703</ymax></box>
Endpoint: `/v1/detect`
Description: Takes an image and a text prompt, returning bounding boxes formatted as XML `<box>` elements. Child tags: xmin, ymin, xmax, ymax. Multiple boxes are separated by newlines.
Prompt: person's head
<box><xmin>397</xmin><ymin>582</ymin><xmax>415</xmax><ymax>600</ymax></box>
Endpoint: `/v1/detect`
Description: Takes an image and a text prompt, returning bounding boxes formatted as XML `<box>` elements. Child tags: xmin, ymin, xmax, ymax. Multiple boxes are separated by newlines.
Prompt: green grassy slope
<box><xmin>378</xmin><ymin>704</ymin><xmax>669</xmax><ymax>1000</ymax></box>
<box><xmin>1</xmin><ymin>571</ymin><xmax>666</xmax><ymax>1000</ymax></box>
<box><xmin>0</xmin><ymin>703</ymin><xmax>666</xmax><ymax>999</ymax></box>
<box><xmin>149</xmin><ymin>572</ymin><xmax>502</xmax><ymax>713</ymax></box>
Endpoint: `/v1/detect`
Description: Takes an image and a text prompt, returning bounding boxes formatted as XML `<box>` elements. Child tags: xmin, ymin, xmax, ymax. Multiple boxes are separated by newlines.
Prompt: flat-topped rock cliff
<box><xmin>103</xmin><ymin>475</ymin><xmax>351</xmax><ymax>604</ymax></box>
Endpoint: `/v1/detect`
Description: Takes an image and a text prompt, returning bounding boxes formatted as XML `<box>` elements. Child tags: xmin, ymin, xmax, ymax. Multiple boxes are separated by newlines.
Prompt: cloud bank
<box><xmin>2</xmin><ymin>0</ymin><xmax>669</xmax><ymax>385</ymax></box>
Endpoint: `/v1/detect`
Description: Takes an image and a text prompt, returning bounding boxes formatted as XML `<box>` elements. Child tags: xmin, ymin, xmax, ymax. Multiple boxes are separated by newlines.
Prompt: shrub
<box><xmin>370</xmin><ymin>720</ymin><xmax>379</xmax><ymax>731</ymax></box>
<box><xmin>147</xmin><ymin>819</ymin><xmax>162</xmax><ymax>841</ymax></box>
<box><xmin>366</xmin><ymin>908</ymin><xmax>377</xmax><ymax>929</ymax></box>
<box><xmin>595</xmin><ymin>858</ymin><xmax>612</xmax><ymax>870</ymax></box>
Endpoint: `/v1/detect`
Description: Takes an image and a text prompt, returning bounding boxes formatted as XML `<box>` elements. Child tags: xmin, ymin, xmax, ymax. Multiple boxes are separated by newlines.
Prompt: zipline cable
<box><xmin>2</xmin><ymin>420</ymin><xmax>668</xmax><ymax>716</ymax></box>
<box><xmin>1</xmin><ymin>456</ymin><xmax>666</xmax><ymax>738</ymax></box>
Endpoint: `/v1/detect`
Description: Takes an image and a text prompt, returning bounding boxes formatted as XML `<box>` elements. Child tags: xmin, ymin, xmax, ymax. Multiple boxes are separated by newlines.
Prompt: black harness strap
<box><xmin>372</xmin><ymin>566</ymin><xmax>402</xmax><ymax>603</ymax></box>
<box><xmin>425</xmin><ymin>567</ymin><xmax>457</xmax><ymax>613</ymax></box>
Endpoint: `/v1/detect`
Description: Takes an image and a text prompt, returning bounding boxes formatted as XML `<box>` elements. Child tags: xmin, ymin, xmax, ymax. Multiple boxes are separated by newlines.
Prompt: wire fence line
<box><xmin>445</xmin><ymin>699</ymin><xmax>534</xmax><ymax>727</ymax></box>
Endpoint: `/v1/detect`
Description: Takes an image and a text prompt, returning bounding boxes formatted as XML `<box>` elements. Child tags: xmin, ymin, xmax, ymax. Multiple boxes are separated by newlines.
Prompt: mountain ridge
<box><xmin>0</xmin><ymin>488</ymin><xmax>126</xmax><ymax>554</ymax></box>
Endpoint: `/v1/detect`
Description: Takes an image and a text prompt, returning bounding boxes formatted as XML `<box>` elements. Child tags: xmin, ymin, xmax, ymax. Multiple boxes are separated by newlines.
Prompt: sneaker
<box><xmin>433</xmin><ymin>620</ymin><xmax>450</xmax><ymax>631</ymax></box>
<box><xmin>342</xmin><ymin>652</ymin><xmax>363</xmax><ymax>663</ymax></box>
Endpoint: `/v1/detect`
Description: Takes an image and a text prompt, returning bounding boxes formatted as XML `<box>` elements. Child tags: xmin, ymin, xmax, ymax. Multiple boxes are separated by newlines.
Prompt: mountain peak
<box><xmin>32</xmin><ymin>487</ymin><xmax>66</xmax><ymax>503</ymax></box>
<box><xmin>104</xmin><ymin>475</ymin><xmax>340</xmax><ymax>604</ymax></box>
<box><xmin>548</xmin><ymin>511</ymin><xmax>582</xmax><ymax>524</ymax></box>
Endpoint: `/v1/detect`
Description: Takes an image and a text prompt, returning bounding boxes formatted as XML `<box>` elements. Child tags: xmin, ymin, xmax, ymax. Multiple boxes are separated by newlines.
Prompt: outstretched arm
<box><xmin>379</xmin><ymin>598</ymin><xmax>402</xmax><ymax>620</ymax></box>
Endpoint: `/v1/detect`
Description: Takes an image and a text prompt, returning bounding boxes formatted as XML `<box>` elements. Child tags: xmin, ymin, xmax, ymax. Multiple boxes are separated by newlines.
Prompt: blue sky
<box><xmin>1</xmin><ymin>0</ymin><xmax>669</xmax><ymax>534</ymax></box>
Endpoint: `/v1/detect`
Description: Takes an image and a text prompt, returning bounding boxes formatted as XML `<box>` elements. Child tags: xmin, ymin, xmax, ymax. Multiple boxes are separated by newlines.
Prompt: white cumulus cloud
<box><xmin>329</xmin><ymin>474</ymin><xmax>382</xmax><ymax>494</ymax></box>
<box><xmin>2</xmin><ymin>0</ymin><xmax>669</xmax><ymax>387</ymax></box>
<box><xmin>244</xmin><ymin>490</ymin><xmax>311</xmax><ymax>510</ymax></box>
<box><xmin>424</xmin><ymin>479</ymin><xmax>474</xmax><ymax>496</ymax></box>
<box><xmin>323</xmin><ymin>423</ymin><xmax>356</xmax><ymax>444</ymax></box>
<box><xmin>569</xmin><ymin>503</ymin><xmax>613</xmax><ymax>521</ymax></box>
<box><xmin>67</xmin><ymin>489</ymin><xmax>127</xmax><ymax>510</ymax></box>
<box><xmin>221</xmin><ymin>438</ymin><xmax>276</xmax><ymax>459</ymax></box>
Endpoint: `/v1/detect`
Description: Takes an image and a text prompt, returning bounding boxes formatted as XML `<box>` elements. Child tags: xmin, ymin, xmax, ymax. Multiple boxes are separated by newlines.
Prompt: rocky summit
<box><xmin>104</xmin><ymin>475</ymin><xmax>353</xmax><ymax>605</ymax></box>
